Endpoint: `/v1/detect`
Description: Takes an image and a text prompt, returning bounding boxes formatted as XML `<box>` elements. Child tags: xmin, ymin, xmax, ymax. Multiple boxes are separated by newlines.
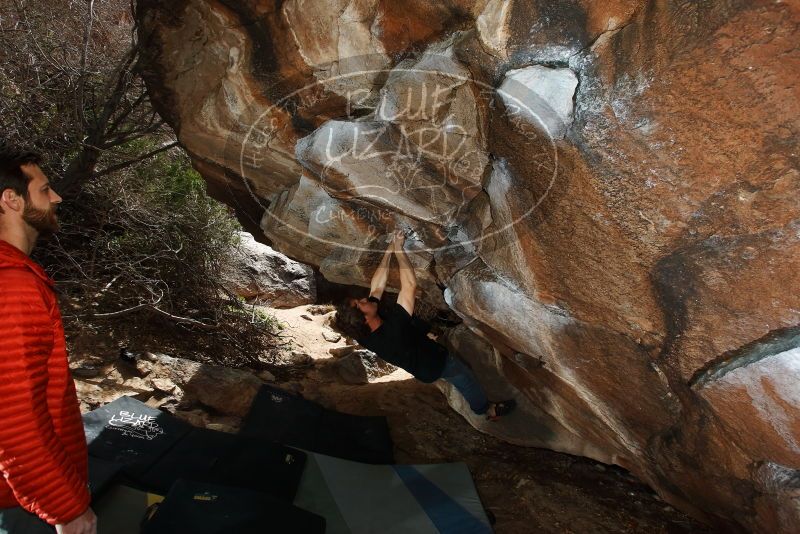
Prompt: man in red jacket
<box><xmin>0</xmin><ymin>146</ymin><xmax>96</xmax><ymax>534</ymax></box>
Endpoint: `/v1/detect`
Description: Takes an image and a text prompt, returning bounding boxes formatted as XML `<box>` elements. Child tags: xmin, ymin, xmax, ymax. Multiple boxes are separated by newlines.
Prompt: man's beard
<box><xmin>23</xmin><ymin>202</ymin><xmax>59</xmax><ymax>237</ymax></box>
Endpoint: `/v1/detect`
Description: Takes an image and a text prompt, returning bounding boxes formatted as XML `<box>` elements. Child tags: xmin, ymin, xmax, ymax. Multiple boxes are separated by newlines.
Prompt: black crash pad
<box><xmin>240</xmin><ymin>385</ymin><xmax>394</xmax><ymax>464</ymax></box>
<box><xmin>141</xmin><ymin>480</ymin><xmax>326</xmax><ymax>534</ymax></box>
<box><xmin>138</xmin><ymin>428</ymin><xmax>306</xmax><ymax>501</ymax></box>
<box><xmin>83</xmin><ymin>396</ymin><xmax>191</xmax><ymax>480</ymax></box>
<box><xmin>88</xmin><ymin>456</ymin><xmax>123</xmax><ymax>500</ymax></box>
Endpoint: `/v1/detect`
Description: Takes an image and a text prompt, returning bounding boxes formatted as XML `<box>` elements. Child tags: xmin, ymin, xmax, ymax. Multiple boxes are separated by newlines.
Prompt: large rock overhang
<box><xmin>136</xmin><ymin>1</ymin><xmax>800</xmax><ymax>531</ymax></box>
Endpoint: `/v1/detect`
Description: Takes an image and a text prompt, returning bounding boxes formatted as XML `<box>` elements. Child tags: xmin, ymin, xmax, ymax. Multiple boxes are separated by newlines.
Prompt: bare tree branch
<box><xmin>93</xmin><ymin>141</ymin><xmax>179</xmax><ymax>178</ymax></box>
<box><xmin>76</xmin><ymin>0</ymin><xmax>95</xmax><ymax>130</ymax></box>
<box><xmin>90</xmin><ymin>304</ymin><xmax>218</xmax><ymax>331</ymax></box>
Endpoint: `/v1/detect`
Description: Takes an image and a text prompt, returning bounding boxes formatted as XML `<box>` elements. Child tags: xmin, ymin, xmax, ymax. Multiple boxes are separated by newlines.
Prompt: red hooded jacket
<box><xmin>0</xmin><ymin>239</ymin><xmax>89</xmax><ymax>524</ymax></box>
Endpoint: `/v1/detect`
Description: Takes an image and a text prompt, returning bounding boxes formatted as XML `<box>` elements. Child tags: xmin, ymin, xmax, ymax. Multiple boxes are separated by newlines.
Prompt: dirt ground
<box><xmin>266</xmin><ymin>304</ymin><xmax>714</xmax><ymax>534</ymax></box>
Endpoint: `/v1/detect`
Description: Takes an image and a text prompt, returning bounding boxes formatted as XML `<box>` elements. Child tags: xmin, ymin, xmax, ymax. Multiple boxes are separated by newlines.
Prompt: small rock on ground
<box><xmin>321</xmin><ymin>329</ymin><xmax>341</xmax><ymax>343</ymax></box>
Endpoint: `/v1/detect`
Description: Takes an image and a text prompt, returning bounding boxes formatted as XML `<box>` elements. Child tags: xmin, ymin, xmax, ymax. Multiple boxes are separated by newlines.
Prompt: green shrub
<box><xmin>37</xmin><ymin>144</ymin><xmax>280</xmax><ymax>367</ymax></box>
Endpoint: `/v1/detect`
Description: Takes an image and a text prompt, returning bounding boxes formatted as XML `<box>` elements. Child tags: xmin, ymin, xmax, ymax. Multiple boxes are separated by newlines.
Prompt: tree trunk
<box><xmin>58</xmin><ymin>145</ymin><xmax>100</xmax><ymax>199</ymax></box>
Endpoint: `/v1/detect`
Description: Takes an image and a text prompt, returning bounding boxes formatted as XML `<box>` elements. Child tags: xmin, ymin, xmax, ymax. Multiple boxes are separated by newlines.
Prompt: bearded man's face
<box><xmin>21</xmin><ymin>163</ymin><xmax>61</xmax><ymax>237</ymax></box>
<box><xmin>22</xmin><ymin>200</ymin><xmax>59</xmax><ymax>237</ymax></box>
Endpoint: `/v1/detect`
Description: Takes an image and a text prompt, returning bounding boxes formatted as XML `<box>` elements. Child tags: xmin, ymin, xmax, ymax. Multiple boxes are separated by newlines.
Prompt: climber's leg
<box><xmin>439</xmin><ymin>354</ymin><xmax>491</xmax><ymax>415</ymax></box>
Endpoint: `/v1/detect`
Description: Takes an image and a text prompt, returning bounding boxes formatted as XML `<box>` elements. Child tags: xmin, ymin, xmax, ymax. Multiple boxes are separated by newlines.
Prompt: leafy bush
<box><xmin>2</xmin><ymin>1</ymin><xmax>281</xmax><ymax>367</ymax></box>
<box><xmin>36</xmin><ymin>144</ymin><xmax>282</xmax><ymax>367</ymax></box>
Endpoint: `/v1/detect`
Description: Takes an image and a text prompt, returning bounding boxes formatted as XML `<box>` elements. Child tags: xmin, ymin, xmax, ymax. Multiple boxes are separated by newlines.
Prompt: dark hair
<box><xmin>0</xmin><ymin>144</ymin><xmax>42</xmax><ymax>200</ymax></box>
<box><xmin>333</xmin><ymin>298</ymin><xmax>371</xmax><ymax>341</ymax></box>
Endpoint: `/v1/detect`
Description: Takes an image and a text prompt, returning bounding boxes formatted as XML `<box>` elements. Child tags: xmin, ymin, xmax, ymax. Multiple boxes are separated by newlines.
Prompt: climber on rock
<box><xmin>334</xmin><ymin>230</ymin><xmax>516</xmax><ymax>421</ymax></box>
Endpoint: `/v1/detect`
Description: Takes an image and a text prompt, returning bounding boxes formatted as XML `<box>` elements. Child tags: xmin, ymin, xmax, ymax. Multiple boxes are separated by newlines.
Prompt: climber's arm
<box><xmin>369</xmin><ymin>239</ymin><xmax>394</xmax><ymax>300</ymax></box>
<box><xmin>393</xmin><ymin>231</ymin><xmax>417</xmax><ymax>316</ymax></box>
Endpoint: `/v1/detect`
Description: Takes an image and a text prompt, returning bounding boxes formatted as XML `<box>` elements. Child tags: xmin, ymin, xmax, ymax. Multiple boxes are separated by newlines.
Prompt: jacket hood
<box><xmin>0</xmin><ymin>239</ymin><xmax>54</xmax><ymax>286</ymax></box>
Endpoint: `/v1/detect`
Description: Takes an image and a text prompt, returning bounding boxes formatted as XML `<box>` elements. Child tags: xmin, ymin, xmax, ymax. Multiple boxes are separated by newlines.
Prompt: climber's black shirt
<box><xmin>357</xmin><ymin>296</ymin><xmax>447</xmax><ymax>383</ymax></box>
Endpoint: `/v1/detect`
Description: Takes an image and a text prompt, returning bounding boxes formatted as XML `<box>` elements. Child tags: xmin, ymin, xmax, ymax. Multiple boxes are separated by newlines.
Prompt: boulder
<box><xmin>137</xmin><ymin>1</ymin><xmax>800</xmax><ymax>530</ymax></box>
<box><xmin>437</xmin><ymin>324</ymin><xmax>608</xmax><ymax>458</ymax></box>
<box><xmin>74</xmin><ymin>350</ymin><xmax>265</xmax><ymax>418</ymax></box>
<box><xmin>222</xmin><ymin>231</ymin><xmax>316</xmax><ymax>308</ymax></box>
<box><xmin>326</xmin><ymin>349</ymin><xmax>398</xmax><ymax>385</ymax></box>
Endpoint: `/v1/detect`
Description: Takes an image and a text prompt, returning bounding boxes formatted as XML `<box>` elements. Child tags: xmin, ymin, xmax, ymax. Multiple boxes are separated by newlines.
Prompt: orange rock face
<box><xmin>137</xmin><ymin>0</ymin><xmax>800</xmax><ymax>530</ymax></box>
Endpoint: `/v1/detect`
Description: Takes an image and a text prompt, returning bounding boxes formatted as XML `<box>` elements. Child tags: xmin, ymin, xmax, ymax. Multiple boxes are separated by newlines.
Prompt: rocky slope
<box><xmin>136</xmin><ymin>1</ymin><xmax>800</xmax><ymax>531</ymax></box>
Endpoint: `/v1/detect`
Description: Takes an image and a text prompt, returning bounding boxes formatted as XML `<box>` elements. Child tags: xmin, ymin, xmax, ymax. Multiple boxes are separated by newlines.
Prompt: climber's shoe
<box><xmin>486</xmin><ymin>399</ymin><xmax>517</xmax><ymax>421</ymax></box>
